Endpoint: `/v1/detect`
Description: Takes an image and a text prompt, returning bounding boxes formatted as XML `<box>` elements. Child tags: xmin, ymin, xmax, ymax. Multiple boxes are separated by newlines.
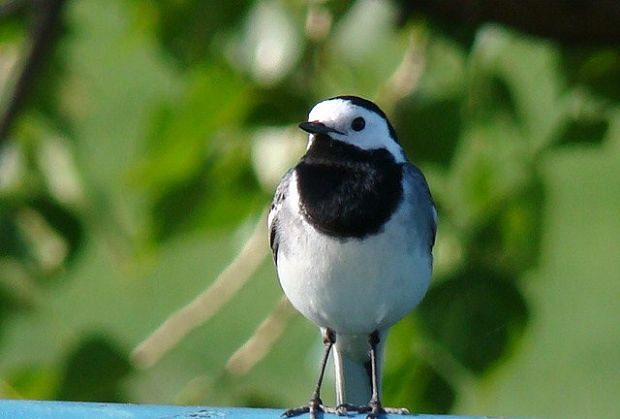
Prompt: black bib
<box><xmin>296</xmin><ymin>136</ymin><xmax>403</xmax><ymax>239</ymax></box>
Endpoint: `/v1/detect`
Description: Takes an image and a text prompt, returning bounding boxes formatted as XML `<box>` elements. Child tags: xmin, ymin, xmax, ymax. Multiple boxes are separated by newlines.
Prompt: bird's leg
<box><xmin>282</xmin><ymin>329</ymin><xmax>336</xmax><ymax>419</ymax></box>
<box><xmin>366</xmin><ymin>331</ymin><xmax>386</xmax><ymax>418</ymax></box>
<box><xmin>338</xmin><ymin>331</ymin><xmax>409</xmax><ymax>419</ymax></box>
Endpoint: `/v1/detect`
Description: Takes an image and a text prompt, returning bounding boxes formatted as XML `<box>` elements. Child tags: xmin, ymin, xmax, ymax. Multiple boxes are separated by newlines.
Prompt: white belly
<box><xmin>276</xmin><ymin>178</ymin><xmax>432</xmax><ymax>334</ymax></box>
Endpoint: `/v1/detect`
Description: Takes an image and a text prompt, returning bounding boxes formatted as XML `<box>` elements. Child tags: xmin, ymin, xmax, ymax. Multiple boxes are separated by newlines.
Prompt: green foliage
<box><xmin>419</xmin><ymin>268</ymin><xmax>528</xmax><ymax>374</ymax></box>
<box><xmin>55</xmin><ymin>335</ymin><xmax>132</xmax><ymax>402</ymax></box>
<box><xmin>145</xmin><ymin>0</ymin><xmax>253</xmax><ymax>67</ymax></box>
<box><xmin>1</xmin><ymin>1</ymin><xmax>619</xmax><ymax>418</ymax></box>
<box><xmin>134</xmin><ymin>65</ymin><xmax>263</xmax><ymax>240</ymax></box>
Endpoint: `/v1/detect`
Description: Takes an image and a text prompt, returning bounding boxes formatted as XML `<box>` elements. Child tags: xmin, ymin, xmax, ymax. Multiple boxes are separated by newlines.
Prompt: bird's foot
<box><xmin>336</xmin><ymin>401</ymin><xmax>409</xmax><ymax>418</ymax></box>
<box><xmin>282</xmin><ymin>397</ymin><xmax>337</xmax><ymax>419</ymax></box>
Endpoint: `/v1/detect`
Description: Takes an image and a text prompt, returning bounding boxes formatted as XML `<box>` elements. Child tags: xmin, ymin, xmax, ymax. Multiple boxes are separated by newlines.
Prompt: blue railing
<box><xmin>0</xmin><ymin>400</ymin><xmax>487</xmax><ymax>419</ymax></box>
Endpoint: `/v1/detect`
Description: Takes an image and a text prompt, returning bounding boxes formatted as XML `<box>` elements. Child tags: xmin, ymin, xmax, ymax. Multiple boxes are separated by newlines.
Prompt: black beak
<box><xmin>299</xmin><ymin>121</ymin><xmax>344</xmax><ymax>136</ymax></box>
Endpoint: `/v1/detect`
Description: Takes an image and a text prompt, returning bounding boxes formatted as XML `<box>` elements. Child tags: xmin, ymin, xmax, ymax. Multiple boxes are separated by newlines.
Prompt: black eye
<box><xmin>351</xmin><ymin>117</ymin><xmax>365</xmax><ymax>131</ymax></box>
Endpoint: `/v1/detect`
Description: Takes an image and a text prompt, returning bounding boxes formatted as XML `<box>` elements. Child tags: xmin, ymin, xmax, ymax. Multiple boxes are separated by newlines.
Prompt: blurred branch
<box><xmin>0</xmin><ymin>0</ymin><xmax>67</xmax><ymax>145</ymax></box>
<box><xmin>131</xmin><ymin>210</ymin><xmax>270</xmax><ymax>369</ymax></box>
<box><xmin>0</xmin><ymin>0</ymin><xmax>30</xmax><ymax>18</ymax></box>
<box><xmin>224</xmin><ymin>295</ymin><xmax>295</xmax><ymax>376</ymax></box>
<box><xmin>376</xmin><ymin>30</ymin><xmax>427</xmax><ymax>114</ymax></box>
<box><xmin>399</xmin><ymin>0</ymin><xmax>620</xmax><ymax>44</ymax></box>
<box><xmin>176</xmin><ymin>296</ymin><xmax>296</xmax><ymax>404</ymax></box>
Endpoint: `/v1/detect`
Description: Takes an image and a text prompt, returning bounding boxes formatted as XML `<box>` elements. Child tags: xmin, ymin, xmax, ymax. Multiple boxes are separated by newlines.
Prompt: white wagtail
<box><xmin>268</xmin><ymin>96</ymin><xmax>436</xmax><ymax>418</ymax></box>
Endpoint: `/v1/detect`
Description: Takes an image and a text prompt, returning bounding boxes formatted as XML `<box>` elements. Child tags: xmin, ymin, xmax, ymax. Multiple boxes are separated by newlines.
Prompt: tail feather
<box><xmin>333</xmin><ymin>331</ymin><xmax>386</xmax><ymax>406</ymax></box>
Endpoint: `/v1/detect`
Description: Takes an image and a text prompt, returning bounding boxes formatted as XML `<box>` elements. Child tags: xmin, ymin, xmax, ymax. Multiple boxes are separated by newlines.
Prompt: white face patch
<box><xmin>305</xmin><ymin>98</ymin><xmax>406</xmax><ymax>162</ymax></box>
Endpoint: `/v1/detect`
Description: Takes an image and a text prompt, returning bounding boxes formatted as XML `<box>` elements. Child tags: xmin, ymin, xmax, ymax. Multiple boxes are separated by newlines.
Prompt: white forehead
<box><xmin>306</xmin><ymin>98</ymin><xmax>406</xmax><ymax>162</ymax></box>
<box><xmin>308</xmin><ymin>98</ymin><xmax>363</xmax><ymax>122</ymax></box>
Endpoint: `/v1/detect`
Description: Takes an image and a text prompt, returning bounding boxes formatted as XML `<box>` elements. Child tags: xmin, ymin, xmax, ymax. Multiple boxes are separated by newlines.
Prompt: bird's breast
<box><xmin>295</xmin><ymin>145</ymin><xmax>403</xmax><ymax>239</ymax></box>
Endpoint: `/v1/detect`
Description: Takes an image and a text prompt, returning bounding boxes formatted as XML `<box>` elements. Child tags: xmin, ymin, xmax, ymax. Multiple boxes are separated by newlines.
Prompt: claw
<box><xmin>335</xmin><ymin>403</ymin><xmax>369</xmax><ymax>414</ymax></box>
<box><xmin>281</xmin><ymin>406</ymin><xmax>309</xmax><ymax>418</ymax></box>
<box><xmin>282</xmin><ymin>398</ymin><xmax>332</xmax><ymax>419</ymax></box>
<box><xmin>365</xmin><ymin>402</ymin><xmax>383</xmax><ymax>419</ymax></box>
<box><xmin>382</xmin><ymin>407</ymin><xmax>409</xmax><ymax>415</ymax></box>
<box><xmin>334</xmin><ymin>402</ymin><xmax>409</xmax><ymax>418</ymax></box>
<box><xmin>334</xmin><ymin>404</ymin><xmax>352</xmax><ymax>416</ymax></box>
<box><xmin>366</xmin><ymin>400</ymin><xmax>386</xmax><ymax>419</ymax></box>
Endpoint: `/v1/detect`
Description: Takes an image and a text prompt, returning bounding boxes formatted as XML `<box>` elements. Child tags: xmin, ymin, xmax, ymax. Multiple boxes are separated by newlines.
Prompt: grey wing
<box><xmin>268</xmin><ymin>169</ymin><xmax>293</xmax><ymax>265</ymax></box>
<box><xmin>404</xmin><ymin>163</ymin><xmax>437</xmax><ymax>250</ymax></box>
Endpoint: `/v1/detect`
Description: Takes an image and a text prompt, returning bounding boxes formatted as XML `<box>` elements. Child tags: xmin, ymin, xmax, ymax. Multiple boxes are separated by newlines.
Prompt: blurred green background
<box><xmin>1</xmin><ymin>1</ymin><xmax>619</xmax><ymax>418</ymax></box>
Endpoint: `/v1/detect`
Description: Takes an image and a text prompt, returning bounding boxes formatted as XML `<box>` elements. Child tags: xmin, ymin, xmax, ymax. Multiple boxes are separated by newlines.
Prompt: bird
<box><xmin>268</xmin><ymin>95</ymin><xmax>436</xmax><ymax>419</ymax></box>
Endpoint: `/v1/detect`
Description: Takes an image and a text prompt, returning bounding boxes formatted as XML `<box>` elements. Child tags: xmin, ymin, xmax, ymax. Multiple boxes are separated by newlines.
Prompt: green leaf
<box><xmin>0</xmin><ymin>196</ymin><xmax>82</xmax><ymax>277</ymax></box>
<box><xmin>555</xmin><ymin>116</ymin><xmax>608</xmax><ymax>147</ymax></box>
<box><xmin>563</xmin><ymin>48</ymin><xmax>620</xmax><ymax>102</ymax></box>
<box><xmin>468</xmin><ymin>174</ymin><xmax>545</xmax><ymax>274</ymax></box>
<box><xmin>395</xmin><ymin>96</ymin><xmax>462</xmax><ymax>166</ymax></box>
<box><xmin>5</xmin><ymin>366</ymin><xmax>60</xmax><ymax>400</ymax></box>
<box><xmin>55</xmin><ymin>335</ymin><xmax>132</xmax><ymax>402</ymax></box>
<box><xmin>0</xmin><ymin>206</ymin><xmax>26</xmax><ymax>261</ymax></box>
<box><xmin>448</xmin><ymin>118</ymin><xmax>529</xmax><ymax>228</ymax></box>
<box><xmin>417</xmin><ymin>363</ymin><xmax>456</xmax><ymax>414</ymax></box>
<box><xmin>468</xmin><ymin>26</ymin><xmax>564</xmax><ymax>149</ymax></box>
<box><xmin>0</xmin><ymin>283</ymin><xmax>26</xmax><ymax>345</ymax></box>
<box><xmin>134</xmin><ymin>65</ymin><xmax>252</xmax><ymax>192</ymax></box>
<box><xmin>319</xmin><ymin>1</ymin><xmax>410</xmax><ymax>97</ymax></box>
<box><xmin>28</xmin><ymin>196</ymin><xmax>83</xmax><ymax>267</ymax></box>
<box><xmin>245</xmin><ymin>86</ymin><xmax>312</xmax><ymax>126</ymax></box>
<box><xmin>149</xmin><ymin>143</ymin><xmax>265</xmax><ymax>241</ymax></box>
<box><xmin>146</xmin><ymin>0</ymin><xmax>252</xmax><ymax>66</ymax></box>
<box><xmin>132</xmin><ymin>65</ymin><xmax>263</xmax><ymax>240</ymax></box>
<box><xmin>419</xmin><ymin>268</ymin><xmax>529</xmax><ymax>374</ymax></box>
<box><xmin>385</xmin><ymin>353</ymin><xmax>455</xmax><ymax>414</ymax></box>
<box><xmin>0</xmin><ymin>8</ymin><xmax>28</xmax><ymax>43</ymax></box>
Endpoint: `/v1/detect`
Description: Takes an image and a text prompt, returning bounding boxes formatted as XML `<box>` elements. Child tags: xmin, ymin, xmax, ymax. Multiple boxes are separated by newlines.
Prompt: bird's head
<box><xmin>299</xmin><ymin>96</ymin><xmax>405</xmax><ymax>162</ymax></box>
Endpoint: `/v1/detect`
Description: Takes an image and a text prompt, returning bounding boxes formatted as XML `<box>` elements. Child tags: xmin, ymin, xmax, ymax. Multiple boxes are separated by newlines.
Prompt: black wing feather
<box><xmin>404</xmin><ymin>163</ymin><xmax>437</xmax><ymax>251</ymax></box>
<box><xmin>268</xmin><ymin>170</ymin><xmax>292</xmax><ymax>265</ymax></box>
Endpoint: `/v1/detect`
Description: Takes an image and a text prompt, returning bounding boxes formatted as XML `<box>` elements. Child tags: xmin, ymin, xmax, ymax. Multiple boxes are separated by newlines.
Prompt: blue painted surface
<box><xmin>0</xmin><ymin>400</ymin><xmax>486</xmax><ymax>419</ymax></box>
